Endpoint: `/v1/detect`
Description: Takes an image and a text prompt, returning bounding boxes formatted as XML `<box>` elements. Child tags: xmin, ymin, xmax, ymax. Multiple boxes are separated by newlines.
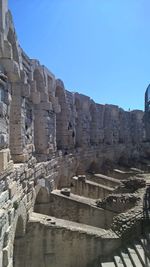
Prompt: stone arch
<box><xmin>90</xmin><ymin>103</ymin><xmax>98</xmax><ymax>145</ymax></box>
<box><xmin>47</xmin><ymin>75</ymin><xmax>54</xmax><ymax>102</ymax></box>
<box><xmin>55</xmin><ymin>83</ymin><xmax>65</xmax><ymax>98</ymax></box>
<box><xmin>13</xmin><ymin>215</ymin><xmax>25</xmax><ymax>267</ymax></box>
<box><xmin>14</xmin><ymin>215</ymin><xmax>24</xmax><ymax>238</ymax></box>
<box><xmin>33</xmin><ymin>68</ymin><xmax>46</xmax><ymax>155</ymax></box>
<box><xmin>88</xmin><ymin>161</ymin><xmax>99</xmax><ymax>174</ymax></box>
<box><xmin>55</xmin><ymin>82</ymin><xmax>69</xmax><ymax>150</ymax></box>
<box><xmin>101</xmin><ymin>158</ymin><xmax>114</xmax><ymax>175</ymax></box>
<box><xmin>34</xmin><ymin>186</ymin><xmax>50</xmax><ymax>214</ymax></box>
<box><xmin>75</xmin><ymin>97</ymin><xmax>81</xmax><ymax>111</ymax></box>
<box><xmin>33</xmin><ymin>68</ymin><xmax>44</xmax><ymax>92</ymax></box>
<box><xmin>35</xmin><ymin>186</ymin><xmax>50</xmax><ymax>204</ymax></box>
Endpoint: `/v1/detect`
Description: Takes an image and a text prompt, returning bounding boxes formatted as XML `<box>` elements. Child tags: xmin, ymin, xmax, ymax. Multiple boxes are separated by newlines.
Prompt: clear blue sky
<box><xmin>9</xmin><ymin>0</ymin><xmax>150</xmax><ymax>111</ymax></box>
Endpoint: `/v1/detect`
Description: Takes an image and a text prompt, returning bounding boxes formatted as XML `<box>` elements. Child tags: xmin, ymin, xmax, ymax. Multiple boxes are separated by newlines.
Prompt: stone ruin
<box><xmin>0</xmin><ymin>1</ymin><xmax>150</xmax><ymax>267</ymax></box>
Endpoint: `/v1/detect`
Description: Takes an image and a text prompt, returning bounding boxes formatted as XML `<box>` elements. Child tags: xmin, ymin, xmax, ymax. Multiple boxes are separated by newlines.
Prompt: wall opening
<box><xmin>55</xmin><ymin>85</ymin><xmax>68</xmax><ymax>150</ymax></box>
<box><xmin>33</xmin><ymin>69</ymin><xmax>44</xmax><ymax>92</ymax></box>
<box><xmin>34</xmin><ymin>187</ymin><xmax>50</xmax><ymax>214</ymax></box>
<box><xmin>13</xmin><ymin>216</ymin><xmax>25</xmax><ymax>267</ymax></box>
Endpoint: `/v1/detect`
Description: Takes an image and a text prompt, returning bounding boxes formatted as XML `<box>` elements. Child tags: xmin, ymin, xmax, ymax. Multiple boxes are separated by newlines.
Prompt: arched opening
<box><xmin>33</xmin><ymin>69</ymin><xmax>46</xmax><ymax>155</ymax></box>
<box><xmin>74</xmin><ymin>96</ymin><xmax>83</xmax><ymax>148</ymax></box>
<box><xmin>33</xmin><ymin>69</ymin><xmax>44</xmax><ymax>93</ymax></box>
<box><xmin>34</xmin><ymin>187</ymin><xmax>50</xmax><ymax>214</ymax></box>
<box><xmin>13</xmin><ymin>216</ymin><xmax>25</xmax><ymax>267</ymax></box>
<box><xmin>88</xmin><ymin>161</ymin><xmax>99</xmax><ymax>174</ymax></box>
<box><xmin>55</xmin><ymin>84</ymin><xmax>69</xmax><ymax>150</ymax></box>
<box><xmin>90</xmin><ymin>103</ymin><xmax>99</xmax><ymax>145</ymax></box>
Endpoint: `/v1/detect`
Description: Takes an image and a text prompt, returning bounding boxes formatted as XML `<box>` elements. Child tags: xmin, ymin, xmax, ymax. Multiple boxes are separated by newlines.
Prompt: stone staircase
<box><xmin>100</xmin><ymin>232</ymin><xmax>150</xmax><ymax>267</ymax></box>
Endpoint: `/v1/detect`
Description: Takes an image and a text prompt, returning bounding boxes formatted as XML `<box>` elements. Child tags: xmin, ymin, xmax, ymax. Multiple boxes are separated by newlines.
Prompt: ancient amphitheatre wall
<box><xmin>0</xmin><ymin>1</ymin><xmax>146</xmax><ymax>267</ymax></box>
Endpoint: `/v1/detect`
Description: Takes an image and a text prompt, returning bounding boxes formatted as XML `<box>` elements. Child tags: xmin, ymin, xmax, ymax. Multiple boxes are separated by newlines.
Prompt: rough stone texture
<box><xmin>35</xmin><ymin>189</ymin><xmax>117</xmax><ymax>229</ymax></box>
<box><xmin>0</xmin><ymin>1</ymin><xmax>150</xmax><ymax>267</ymax></box>
<box><xmin>71</xmin><ymin>175</ymin><xmax>114</xmax><ymax>199</ymax></box>
<box><xmin>114</xmin><ymin>177</ymin><xmax>146</xmax><ymax>193</ymax></box>
<box><xmin>22</xmin><ymin>212</ymin><xmax>120</xmax><ymax>267</ymax></box>
<box><xmin>87</xmin><ymin>173</ymin><xmax>121</xmax><ymax>188</ymax></box>
<box><xmin>0</xmin><ymin>0</ymin><xmax>145</xmax><ymax>167</ymax></box>
<box><xmin>96</xmin><ymin>193</ymin><xmax>141</xmax><ymax>213</ymax></box>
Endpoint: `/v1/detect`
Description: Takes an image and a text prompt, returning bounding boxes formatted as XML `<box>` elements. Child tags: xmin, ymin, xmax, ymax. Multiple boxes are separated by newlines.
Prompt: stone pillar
<box><xmin>9</xmin><ymin>82</ymin><xmax>28</xmax><ymax>162</ymax></box>
<box><xmin>0</xmin><ymin>0</ymin><xmax>8</xmax><ymax>33</ymax></box>
<box><xmin>56</xmin><ymin>79</ymin><xmax>75</xmax><ymax>151</ymax></box>
<box><xmin>90</xmin><ymin>102</ymin><xmax>99</xmax><ymax>145</ymax></box>
<box><xmin>144</xmin><ymin>85</ymin><xmax>150</xmax><ymax>141</ymax></box>
<box><xmin>0</xmin><ymin>69</ymin><xmax>12</xmax><ymax>172</ymax></box>
<box><xmin>32</xmin><ymin>65</ymin><xmax>58</xmax><ymax>161</ymax></box>
<box><xmin>75</xmin><ymin>93</ymin><xmax>91</xmax><ymax>148</ymax></box>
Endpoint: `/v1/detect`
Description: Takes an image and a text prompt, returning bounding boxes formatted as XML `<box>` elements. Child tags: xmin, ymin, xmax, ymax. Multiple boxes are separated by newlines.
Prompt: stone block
<box><xmin>61</xmin><ymin>188</ymin><xmax>70</xmax><ymax>197</ymax></box>
<box><xmin>8</xmin><ymin>181</ymin><xmax>17</xmax><ymax>199</ymax></box>
<box><xmin>31</xmin><ymin>91</ymin><xmax>40</xmax><ymax>104</ymax></box>
<box><xmin>30</xmin><ymin>81</ymin><xmax>37</xmax><ymax>92</ymax></box>
<box><xmin>3</xmin><ymin>227</ymin><xmax>10</xmax><ymax>247</ymax></box>
<box><xmin>39</xmin><ymin>102</ymin><xmax>53</xmax><ymax>111</ymax></box>
<box><xmin>27</xmin><ymin>181</ymin><xmax>34</xmax><ymax>192</ymax></box>
<box><xmin>26</xmin><ymin>144</ymin><xmax>35</xmax><ymax>154</ymax></box>
<box><xmin>4</xmin><ymin>40</ymin><xmax>13</xmax><ymax>59</ymax></box>
<box><xmin>0</xmin><ymin>134</ymin><xmax>7</xmax><ymax>149</ymax></box>
<box><xmin>53</xmin><ymin>97</ymin><xmax>61</xmax><ymax>113</ymax></box>
<box><xmin>8</xmin><ymin>208</ymin><xmax>15</xmax><ymax>225</ymax></box>
<box><xmin>0</xmin><ymin>209</ymin><xmax>7</xmax><ymax>234</ymax></box>
<box><xmin>21</xmin><ymin>83</ymin><xmax>30</xmax><ymax>98</ymax></box>
<box><xmin>0</xmin><ymin>59</ymin><xmax>20</xmax><ymax>82</ymax></box>
<box><xmin>12</xmin><ymin>153</ymin><xmax>29</xmax><ymax>163</ymax></box>
<box><xmin>0</xmin><ymin>32</ymin><xmax>4</xmax><ymax>57</ymax></box>
<box><xmin>25</xmin><ymin>168</ymin><xmax>34</xmax><ymax>179</ymax></box>
<box><xmin>0</xmin><ymin>102</ymin><xmax>7</xmax><ymax>117</ymax></box>
<box><xmin>2</xmin><ymin>247</ymin><xmax>9</xmax><ymax>267</ymax></box>
<box><xmin>40</xmin><ymin>91</ymin><xmax>49</xmax><ymax>102</ymax></box>
<box><xmin>0</xmin><ymin>148</ymin><xmax>10</xmax><ymax>172</ymax></box>
<box><xmin>37</xmin><ymin>178</ymin><xmax>46</xmax><ymax>187</ymax></box>
<box><xmin>0</xmin><ymin>190</ymin><xmax>9</xmax><ymax>206</ymax></box>
<box><xmin>27</xmin><ymin>191</ymin><xmax>33</xmax><ymax>202</ymax></box>
<box><xmin>0</xmin><ymin>179</ymin><xmax>5</xmax><ymax>193</ymax></box>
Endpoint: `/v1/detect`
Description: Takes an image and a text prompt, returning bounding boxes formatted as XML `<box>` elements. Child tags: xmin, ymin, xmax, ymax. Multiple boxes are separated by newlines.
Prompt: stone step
<box><xmin>114</xmin><ymin>255</ymin><xmax>124</xmax><ymax>267</ymax></box>
<box><xmin>100</xmin><ymin>232</ymin><xmax>150</xmax><ymax>267</ymax></box>
<box><xmin>101</xmin><ymin>262</ymin><xmax>116</xmax><ymax>267</ymax></box>
<box><xmin>127</xmin><ymin>246</ymin><xmax>143</xmax><ymax>267</ymax></box>
<box><xmin>133</xmin><ymin>241</ymin><xmax>150</xmax><ymax>266</ymax></box>
<box><xmin>91</xmin><ymin>173</ymin><xmax>120</xmax><ymax>187</ymax></box>
<box><xmin>140</xmin><ymin>238</ymin><xmax>150</xmax><ymax>254</ymax></box>
<box><xmin>120</xmin><ymin>249</ymin><xmax>134</xmax><ymax>267</ymax></box>
<box><xmin>145</xmin><ymin>233</ymin><xmax>150</xmax><ymax>243</ymax></box>
<box><xmin>85</xmin><ymin>178</ymin><xmax>114</xmax><ymax>191</ymax></box>
<box><xmin>139</xmin><ymin>239</ymin><xmax>150</xmax><ymax>265</ymax></box>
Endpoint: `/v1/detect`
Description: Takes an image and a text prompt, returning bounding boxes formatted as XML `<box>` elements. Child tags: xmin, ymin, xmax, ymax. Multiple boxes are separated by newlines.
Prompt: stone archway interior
<box><xmin>34</xmin><ymin>187</ymin><xmax>50</xmax><ymax>214</ymax></box>
<box><xmin>13</xmin><ymin>216</ymin><xmax>25</xmax><ymax>267</ymax></box>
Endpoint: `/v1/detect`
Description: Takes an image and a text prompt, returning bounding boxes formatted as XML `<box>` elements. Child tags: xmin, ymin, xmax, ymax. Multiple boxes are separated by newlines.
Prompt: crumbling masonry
<box><xmin>1</xmin><ymin>1</ymin><xmax>150</xmax><ymax>267</ymax></box>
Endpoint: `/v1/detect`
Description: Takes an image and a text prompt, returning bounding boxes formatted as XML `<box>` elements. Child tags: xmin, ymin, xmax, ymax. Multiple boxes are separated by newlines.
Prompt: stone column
<box><xmin>9</xmin><ymin>82</ymin><xmax>29</xmax><ymax>162</ymax></box>
<box><xmin>0</xmin><ymin>69</ymin><xmax>12</xmax><ymax>172</ymax></box>
<box><xmin>56</xmin><ymin>79</ymin><xmax>75</xmax><ymax>151</ymax></box>
<box><xmin>0</xmin><ymin>0</ymin><xmax>8</xmax><ymax>33</ymax></box>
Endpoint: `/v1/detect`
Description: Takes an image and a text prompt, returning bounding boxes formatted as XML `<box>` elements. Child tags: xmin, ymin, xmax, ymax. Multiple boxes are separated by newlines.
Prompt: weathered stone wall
<box><xmin>34</xmin><ymin>190</ymin><xmax>117</xmax><ymax>229</ymax></box>
<box><xmin>0</xmin><ymin>1</ymin><xmax>148</xmax><ymax>267</ymax></box>
<box><xmin>0</xmin><ymin>154</ymin><xmax>77</xmax><ymax>267</ymax></box>
<box><xmin>21</xmin><ymin>212</ymin><xmax>120</xmax><ymax>267</ymax></box>
<box><xmin>71</xmin><ymin>176</ymin><xmax>114</xmax><ymax>199</ymax></box>
<box><xmin>0</xmin><ymin>0</ymin><xmax>145</xmax><ymax>169</ymax></box>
